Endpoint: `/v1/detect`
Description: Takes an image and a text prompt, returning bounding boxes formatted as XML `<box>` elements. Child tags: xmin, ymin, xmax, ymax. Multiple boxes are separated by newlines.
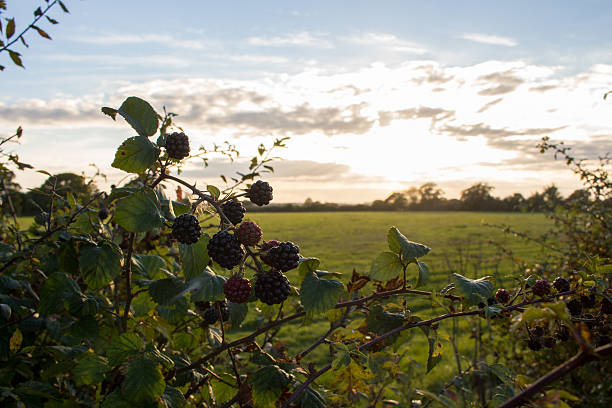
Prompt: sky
<box><xmin>1</xmin><ymin>0</ymin><xmax>611</xmax><ymax>203</ymax></box>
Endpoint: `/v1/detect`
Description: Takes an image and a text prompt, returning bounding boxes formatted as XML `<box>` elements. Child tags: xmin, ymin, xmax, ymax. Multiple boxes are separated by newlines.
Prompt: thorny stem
<box><xmin>217</xmin><ymin>302</ymin><xmax>242</xmax><ymax>386</ymax></box>
<box><xmin>121</xmin><ymin>233</ymin><xmax>136</xmax><ymax>332</ymax></box>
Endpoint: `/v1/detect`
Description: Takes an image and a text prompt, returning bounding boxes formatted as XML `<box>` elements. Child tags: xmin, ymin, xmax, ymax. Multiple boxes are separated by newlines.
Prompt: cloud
<box><xmin>460</xmin><ymin>33</ymin><xmax>518</xmax><ymax>47</ymax></box>
<box><xmin>71</xmin><ymin>33</ymin><xmax>211</xmax><ymax>49</ymax></box>
<box><xmin>477</xmin><ymin>98</ymin><xmax>503</xmax><ymax>113</ymax></box>
<box><xmin>342</xmin><ymin>32</ymin><xmax>426</xmax><ymax>54</ymax></box>
<box><xmin>247</xmin><ymin>32</ymin><xmax>333</xmax><ymax>48</ymax></box>
<box><xmin>477</xmin><ymin>71</ymin><xmax>524</xmax><ymax>95</ymax></box>
<box><xmin>378</xmin><ymin>107</ymin><xmax>455</xmax><ymax>126</ymax></box>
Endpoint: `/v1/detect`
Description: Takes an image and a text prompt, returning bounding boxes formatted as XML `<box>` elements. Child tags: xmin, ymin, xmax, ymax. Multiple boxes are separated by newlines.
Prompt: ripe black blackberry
<box><xmin>581</xmin><ymin>294</ymin><xmax>596</xmax><ymax>309</ymax></box>
<box><xmin>542</xmin><ymin>336</ymin><xmax>556</xmax><ymax>348</ymax></box>
<box><xmin>254</xmin><ymin>269</ymin><xmax>291</xmax><ymax>305</ymax></box>
<box><xmin>248</xmin><ymin>180</ymin><xmax>273</xmax><ymax>206</ymax></box>
<box><xmin>527</xmin><ymin>338</ymin><xmax>542</xmax><ymax>351</ymax></box>
<box><xmin>532</xmin><ymin>279</ymin><xmax>551</xmax><ymax>297</ymax></box>
<box><xmin>165</xmin><ymin>132</ymin><xmax>190</xmax><ymax>160</ymax></box>
<box><xmin>236</xmin><ymin>221</ymin><xmax>263</xmax><ymax>246</ymax></box>
<box><xmin>566</xmin><ymin>299</ymin><xmax>582</xmax><ymax>316</ymax></box>
<box><xmin>224</xmin><ymin>275</ymin><xmax>252</xmax><ymax>304</ymax></box>
<box><xmin>261</xmin><ymin>241</ymin><xmax>299</xmax><ymax>272</ymax></box>
<box><xmin>207</xmin><ymin>231</ymin><xmax>244</xmax><ymax>270</ymax></box>
<box><xmin>194</xmin><ymin>301</ymin><xmax>210</xmax><ymax>313</ymax></box>
<box><xmin>98</xmin><ymin>208</ymin><xmax>109</xmax><ymax>220</ymax></box>
<box><xmin>202</xmin><ymin>307</ymin><xmax>219</xmax><ymax>325</ymax></box>
<box><xmin>601</xmin><ymin>297</ymin><xmax>612</xmax><ymax>314</ymax></box>
<box><xmin>171</xmin><ymin>214</ymin><xmax>201</xmax><ymax>245</ymax></box>
<box><xmin>217</xmin><ymin>301</ymin><xmax>230</xmax><ymax>322</ymax></box>
<box><xmin>553</xmin><ymin>277</ymin><xmax>570</xmax><ymax>293</ymax></box>
<box><xmin>555</xmin><ymin>325</ymin><xmax>570</xmax><ymax>342</ymax></box>
<box><xmin>533</xmin><ymin>325</ymin><xmax>545</xmax><ymax>337</ymax></box>
<box><xmin>495</xmin><ymin>288</ymin><xmax>511</xmax><ymax>304</ymax></box>
<box><xmin>220</xmin><ymin>200</ymin><xmax>246</xmax><ymax>225</ymax></box>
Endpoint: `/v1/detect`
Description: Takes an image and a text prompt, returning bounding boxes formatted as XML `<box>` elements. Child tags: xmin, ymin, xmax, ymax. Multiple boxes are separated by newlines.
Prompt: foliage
<box><xmin>0</xmin><ymin>96</ymin><xmax>610</xmax><ymax>408</ymax></box>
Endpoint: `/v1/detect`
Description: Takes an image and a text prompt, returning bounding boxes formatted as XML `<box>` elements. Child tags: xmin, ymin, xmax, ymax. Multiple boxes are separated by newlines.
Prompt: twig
<box><xmin>0</xmin><ymin>0</ymin><xmax>61</xmax><ymax>54</ymax></box>
<box><xmin>217</xmin><ymin>302</ymin><xmax>242</xmax><ymax>386</ymax></box>
<box><xmin>280</xmin><ymin>365</ymin><xmax>332</xmax><ymax>408</ymax></box>
<box><xmin>121</xmin><ymin>233</ymin><xmax>136</xmax><ymax>332</ymax></box>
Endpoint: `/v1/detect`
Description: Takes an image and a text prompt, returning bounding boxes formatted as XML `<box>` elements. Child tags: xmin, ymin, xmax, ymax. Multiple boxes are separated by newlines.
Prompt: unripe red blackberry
<box><xmin>236</xmin><ymin>221</ymin><xmax>263</xmax><ymax>246</ymax></box>
<box><xmin>542</xmin><ymin>336</ymin><xmax>556</xmax><ymax>348</ymax></box>
<box><xmin>566</xmin><ymin>299</ymin><xmax>582</xmax><ymax>316</ymax></box>
<box><xmin>553</xmin><ymin>277</ymin><xmax>570</xmax><ymax>293</ymax></box>
<box><xmin>527</xmin><ymin>338</ymin><xmax>542</xmax><ymax>351</ymax></box>
<box><xmin>601</xmin><ymin>297</ymin><xmax>612</xmax><ymax>314</ymax></box>
<box><xmin>248</xmin><ymin>180</ymin><xmax>273</xmax><ymax>206</ymax></box>
<box><xmin>224</xmin><ymin>275</ymin><xmax>252</xmax><ymax>304</ymax></box>
<box><xmin>261</xmin><ymin>241</ymin><xmax>299</xmax><ymax>272</ymax></box>
<box><xmin>495</xmin><ymin>288</ymin><xmax>511</xmax><ymax>304</ymax></box>
<box><xmin>171</xmin><ymin>214</ymin><xmax>201</xmax><ymax>245</ymax></box>
<box><xmin>532</xmin><ymin>279</ymin><xmax>551</xmax><ymax>297</ymax></box>
<box><xmin>555</xmin><ymin>325</ymin><xmax>570</xmax><ymax>342</ymax></box>
<box><xmin>202</xmin><ymin>307</ymin><xmax>219</xmax><ymax>325</ymax></box>
<box><xmin>98</xmin><ymin>208</ymin><xmax>109</xmax><ymax>220</ymax></box>
<box><xmin>254</xmin><ymin>269</ymin><xmax>291</xmax><ymax>305</ymax></box>
<box><xmin>165</xmin><ymin>132</ymin><xmax>190</xmax><ymax>160</ymax></box>
<box><xmin>220</xmin><ymin>200</ymin><xmax>246</xmax><ymax>225</ymax></box>
<box><xmin>260</xmin><ymin>240</ymin><xmax>280</xmax><ymax>252</ymax></box>
<box><xmin>207</xmin><ymin>231</ymin><xmax>244</xmax><ymax>270</ymax></box>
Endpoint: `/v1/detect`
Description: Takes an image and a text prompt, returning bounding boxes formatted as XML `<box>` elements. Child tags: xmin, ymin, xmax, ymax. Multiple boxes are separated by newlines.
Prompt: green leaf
<box><xmin>161</xmin><ymin>386</ymin><xmax>187</xmax><ymax>408</ymax></box>
<box><xmin>101</xmin><ymin>390</ymin><xmax>132</xmax><ymax>408</ymax></box>
<box><xmin>74</xmin><ymin>352</ymin><xmax>109</xmax><ymax>385</ymax></box>
<box><xmin>8</xmin><ymin>50</ymin><xmax>23</xmax><ymax>67</ymax></box>
<box><xmin>229</xmin><ymin>301</ymin><xmax>248</xmax><ymax>328</ymax></box>
<box><xmin>207</xmin><ymin>185</ymin><xmax>220</xmax><ymax>199</ymax></box>
<box><xmin>426</xmin><ymin>336</ymin><xmax>442</xmax><ymax>373</ymax></box>
<box><xmin>366</xmin><ymin>304</ymin><xmax>405</xmax><ymax>342</ymax></box>
<box><xmin>115</xmin><ymin>189</ymin><xmax>164</xmax><ymax>232</ymax></box>
<box><xmin>179</xmin><ymin>235</ymin><xmax>210</xmax><ymax>279</ymax></box>
<box><xmin>108</xmin><ymin>333</ymin><xmax>142</xmax><ymax>366</ymax></box>
<box><xmin>132</xmin><ymin>254</ymin><xmax>167</xmax><ymax>279</ymax></box>
<box><xmin>149</xmin><ymin>278</ymin><xmax>186</xmax><ymax>305</ymax></box>
<box><xmin>40</xmin><ymin>273</ymin><xmax>82</xmax><ymax>315</ymax></box>
<box><xmin>416</xmin><ymin>261</ymin><xmax>429</xmax><ymax>288</ymax></box>
<box><xmin>298</xmin><ymin>257</ymin><xmax>320</xmax><ymax>281</ymax></box>
<box><xmin>9</xmin><ymin>328</ymin><xmax>22</xmax><ymax>352</ymax></box>
<box><xmin>249</xmin><ymin>365</ymin><xmax>292</xmax><ymax>408</ymax></box>
<box><xmin>387</xmin><ymin>227</ymin><xmax>430</xmax><ymax>260</ymax></box>
<box><xmin>117</xmin><ymin>96</ymin><xmax>159</xmax><ymax>137</ymax></box>
<box><xmin>6</xmin><ymin>18</ymin><xmax>15</xmax><ymax>39</ymax></box>
<box><xmin>453</xmin><ymin>273</ymin><xmax>494</xmax><ymax>306</ymax></box>
<box><xmin>369</xmin><ymin>252</ymin><xmax>402</xmax><ymax>281</ymax></box>
<box><xmin>123</xmin><ymin>357</ymin><xmax>165</xmax><ymax>403</ymax></box>
<box><xmin>300</xmin><ymin>271</ymin><xmax>344</xmax><ymax>316</ymax></box>
<box><xmin>112</xmin><ymin>136</ymin><xmax>160</xmax><ymax>174</ymax></box>
<box><xmin>79</xmin><ymin>242</ymin><xmax>122</xmax><ymax>289</ymax></box>
<box><xmin>295</xmin><ymin>385</ymin><xmax>326</xmax><ymax>408</ymax></box>
<box><xmin>415</xmin><ymin>389</ymin><xmax>456</xmax><ymax>408</ymax></box>
<box><xmin>189</xmin><ymin>268</ymin><xmax>227</xmax><ymax>302</ymax></box>
<box><xmin>206</xmin><ymin>326</ymin><xmax>222</xmax><ymax>347</ymax></box>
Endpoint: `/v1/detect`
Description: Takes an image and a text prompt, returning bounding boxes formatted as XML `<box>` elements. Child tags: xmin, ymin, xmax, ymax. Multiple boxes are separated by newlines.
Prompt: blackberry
<box><xmin>217</xmin><ymin>301</ymin><xmax>230</xmax><ymax>322</ymax></box>
<box><xmin>202</xmin><ymin>307</ymin><xmax>219</xmax><ymax>325</ymax></box>
<box><xmin>248</xmin><ymin>180</ymin><xmax>273</xmax><ymax>206</ymax></box>
<box><xmin>555</xmin><ymin>325</ymin><xmax>570</xmax><ymax>342</ymax></box>
<box><xmin>495</xmin><ymin>288</ymin><xmax>511</xmax><ymax>304</ymax></box>
<box><xmin>533</xmin><ymin>325</ymin><xmax>545</xmax><ymax>337</ymax></box>
<box><xmin>553</xmin><ymin>277</ymin><xmax>570</xmax><ymax>293</ymax></box>
<box><xmin>566</xmin><ymin>299</ymin><xmax>582</xmax><ymax>316</ymax></box>
<box><xmin>261</xmin><ymin>241</ymin><xmax>299</xmax><ymax>272</ymax></box>
<box><xmin>98</xmin><ymin>208</ymin><xmax>109</xmax><ymax>220</ymax></box>
<box><xmin>527</xmin><ymin>338</ymin><xmax>542</xmax><ymax>351</ymax></box>
<box><xmin>260</xmin><ymin>240</ymin><xmax>280</xmax><ymax>252</ymax></box>
<box><xmin>487</xmin><ymin>297</ymin><xmax>497</xmax><ymax>306</ymax></box>
<box><xmin>532</xmin><ymin>279</ymin><xmax>551</xmax><ymax>297</ymax></box>
<box><xmin>171</xmin><ymin>214</ymin><xmax>201</xmax><ymax>245</ymax></box>
<box><xmin>254</xmin><ymin>269</ymin><xmax>291</xmax><ymax>305</ymax></box>
<box><xmin>194</xmin><ymin>301</ymin><xmax>211</xmax><ymax>313</ymax></box>
<box><xmin>542</xmin><ymin>336</ymin><xmax>556</xmax><ymax>348</ymax></box>
<box><xmin>601</xmin><ymin>297</ymin><xmax>612</xmax><ymax>314</ymax></box>
<box><xmin>220</xmin><ymin>200</ymin><xmax>246</xmax><ymax>225</ymax></box>
<box><xmin>236</xmin><ymin>221</ymin><xmax>263</xmax><ymax>246</ymax></box>
<box><xmin>207</xmin><ymin>231</ymin><xmax>244</xmax><ymax>270</ymax></box>
<box><xmin>165</xmin><ymin>132</ymin><xmax>190</xmax><ymax>160</ymax></box>
<box><xmin>224</xmin><ymin>275</ymin><xmax>252</xmax><ymax>304</ymax></box>
<box><xmin>581</xmin><ymin>294</ymin><xmax>596</xmax><ymax>309</ymax></box>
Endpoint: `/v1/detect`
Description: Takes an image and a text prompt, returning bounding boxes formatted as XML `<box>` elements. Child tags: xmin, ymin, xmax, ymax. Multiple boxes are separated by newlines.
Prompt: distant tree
<box><xmin>542</xmin><ymin>184</ymin><xmax>563</xmax><ymax>208</ymax></box>
<box><xmin>525</xmin><ymin>191</ymin><xmax>546</xmax><ymax>212</ymax></box>
<box><xmin>402</xmin><ymin>186</ymin><xmax>419</xmax><ymax>207</ymax></box>
<box><xmin>28</xmin><ymin>172</ymin><xmax>97</xmax><ymax>212</ymax></box>
<box><xmin>501</xmin><ymin>193</ymin><xmax>525</xmax><ymax>212</ymax></box>
<box><xmin>384</xmin><ymin>192</ymin><xmax>408</xmax><ymax>210</ymax></box>
<box><xmin>417</xmin><ymin>182</ymin><xmax>445</xmax><ymax>209</ymax></box>
<box><xmin>460</xmin><ymin>182</ymin><xmax>497</xmax><ymax>211</ymax></box>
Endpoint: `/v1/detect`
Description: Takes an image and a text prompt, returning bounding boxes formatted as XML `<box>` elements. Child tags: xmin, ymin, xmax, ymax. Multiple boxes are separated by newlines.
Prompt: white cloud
<box><xmin>247</xmin><ymin>32</ymin><xmax>333</xmax><ymax>48</ymax></box>
<box><xmin>460</xmin><ymin>33</ymin><xmax>518</xmax><ymax>47</ymax></box>
<box><xmin>72</xmin><ymin>33</ymin><xmax>211</xmax><ymax>49</ymax></box>
<box><xmin>342</xmin><ymin>32</ymin><xmax>427</xmax><ymax>54</ymax></box>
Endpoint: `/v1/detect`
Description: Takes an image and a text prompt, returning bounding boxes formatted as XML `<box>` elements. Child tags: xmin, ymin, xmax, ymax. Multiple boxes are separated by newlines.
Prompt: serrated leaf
<box><xmin>426</xmin><ymin>336</ymin><xmax>442</xmax><ymax>373</ymax></box>
<box><xmin>415</xmin><ymin>389</ymin><xmax>456</xmax><ymax>408</ymax></box>
<box><xmin>387</xmin><ymin>227</ymin><xmax>430</xmax><ymax>260</ymax></box>
<box><xmin>9</xmin><ymin>328</ymin><xmax>22</xmax><ymax>352</ymax></box>
<box><xmin>416</xmin><ymin>260</ymin><xmax>429</xmax><ymax>288</ymax></box>
<box><xmin>108</xmin><ymin>333</ymin><xmax>142</xmax><ymax>366</ymax></box>
<box><xmin>453</xmin><ymin>273</ymin><xmax>493</xmax><ymax>306</ymax></box>
<box><xmin>132</xmin><ymin>254</ymin><xmax>167</xmax><ymax>279</ymax></box>
<box><xmin>179</xmin><ymin>235</ymin><xmax>210</xmax><ymax>279</ymax></box>
<box><xmin>366</xmin><ymin>304</ymin><xmax>405</xmax><ymax>342</ymax></box>
<box><xmin>300</xmin><ymin>271</ymin><xmax>344</xmax><ymax>316</ymax></box>
<box><xmin>101</xmin><ymin>107</ymin><xmax>117</xmax><ymax>120</ymax></box>
<box><xmin>114</xmin><ymin>189</ymin><xmax>164</xmax><ymax>232</ymax></box>
<box><xmin>101</xmin><ymin>390</ymin><xmax>132</xmax><ymax>408</ymax></box>
<box><xmin>207</xmin><ymin>185</ymin><xmax>220</xmax><ymax>199</ymax></box>
<box><xmin>39</xmin><ymin>273</ymin><xmax>82</xmax><ymax>314</ymax></box>
<box><xmin>112</xmin><ymin>136</ymin><xmax>160</xmax><ymax>174</ymax></box>
<box><xmin>123</xmin><ymin>357</ymin><xmax>165</xmax><ymax>403</ymax></box>
<box><xmin>79</xmin><ymin>242</ymin><xmax>122</xmax><ymax>289</ymax></box>
<box><xmin>229</xmin><ymin>301</ymin><xmax>248</xmax><ymax>328</ymax></box>
<box><xmin>161</xmin><ymin>386</ymin><xmax>187</xmax><ymax>408</ymax></box>
<box><xmin>295</xmin><ymin>385</ymin><xmax>326</xmax><ymax>408</ymax></box>
<box><xmin>149</xmin><ymin>278</ymin><xmax>186</xmax><ymax>305</ymax></box>
<box><xmin>298</xmin><ymin>257</ymin><xmax>320</xmax><ymax>281</ymax></box>
<box><xmin>369</xmin><ymin>251</ymin><xmax>402</xmax><ymax>281</ymax></box>
<box><xmin>249</xmin><ymin>365</ymin><xmax>292</xmax><ymax>408</ymax></box>
<box><xmin>188</xmin><ymin>267</ymin><xmax>227</xmax><ymax>302</ymax></box>
<box><xmin>117</xmin><ymin>96</ymin><xmax>159</xmax><ymax>137</ymax></box>
<box><xmin>74</xmin><ymin>353</ymin><xmax>109</xmax><ymax>385</ymax></box>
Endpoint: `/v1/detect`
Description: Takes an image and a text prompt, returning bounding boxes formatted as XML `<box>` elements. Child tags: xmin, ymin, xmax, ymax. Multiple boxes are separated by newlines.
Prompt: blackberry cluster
<box><xmin>98</xmin><ymin>208</ymin><xmax>109</xmax><ymax>220</ymax></box>
<box><xmin>532</xmin><ymin>279</ymin><xmax>551</xmax><ymax>297</ymax></box>
<box><xmin>555</xmin><ymin>325</ymin><xmax>570</xmax><ymax>342</ymax></box>
<box><xmin>198</xmin><ymin>301</ymin><xmax>229</xmax><ymax>325</ymax></box>
<box><xmin>165</xmin><ymin>132</ymin><xmax>190</xmax><ymax>160</ymax></box>
<box><xmin>248</xmin><ymin>180</ymin><xmax>273</xmax><ymax>206</ymax></box>
<box><xmin>495</xmin><ymin>288</ymin><xmax>511</xmax><ymax>304</ymax></box>
<box><xmin>553</xmin><ymin>277</ymin><xmax>570</xmax><ymax>293</ymax></box>
<box><xmin>224</xmin><ymin>275</ymin><xmax>252</xmax><ymax>304</ymax></box>
<box><xmin>566</xmin><ymin>299</ymin><xmax>582</xmax><ymax>316</ymax></box>
<box><xmin>236</xmin><ymin>221</ymin><xmax>263</xmax><ymax>246</ymax></box>
<box><xmin>221</xmin><ymin>200</ymin><xmax>246</xmax><ymax>225</ymax></box>
<box><xmin>171</xmin><ymin>214</ymin><xmax>201</xmax><ymax>245</ymax></box>
<box><xmin>526</xmin><ymin>338</ymin><xmax>542</xmax><ymax>351</ymax></box>
<box><xmin>203</xmin><ymin>307</ymin><xmax>219</xmax><ymax>325</ymax></box>
<box><xmin>261</xmin><ymin>241</ymin><xmax>299</xmax><ymax>272</ymax></box>
<box><xmin>254</xmin><ymin>269</ymin><xmax>291</xmax><ymax>305</ymax></box>
<box><xmin>207</xmin><ymin>231</ymin><xmax>244</xmax><ymax>269</ymax></box>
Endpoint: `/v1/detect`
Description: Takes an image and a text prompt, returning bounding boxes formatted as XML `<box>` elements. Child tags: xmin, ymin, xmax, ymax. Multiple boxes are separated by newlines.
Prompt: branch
<box><xmin>280</xmin><ymin>365</ymin><xmax>332</xmax><ymax>408</ymax></box>
<box><xmin>121</xmin><ymin>233</ymin><xmax>136</xmax><ymax>332</ymax></box>
<box><xmin>0</xmin><ymin>0</ymin><xmax>61</xmax><ymax>53</ymax></box>
<box><xmin>498</xmin><ymin>343</ymin><xmax>612</xmax><ymax>408</ymax></box>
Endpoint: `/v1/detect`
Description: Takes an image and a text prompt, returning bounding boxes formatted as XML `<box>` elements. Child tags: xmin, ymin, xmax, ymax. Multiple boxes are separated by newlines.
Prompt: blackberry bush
<box><xmin>165</xmin><ymin>131</ymin><xmax>190</xmax><ymax>159</ymax></box>
<box><xmin>254</xmin><ymin>269</ymin><xmax>291</xmax><ymax>305</ymax></box>
<box><xmin>207</xmin><ymin>231</ymin><xmax>244</xmax><ymax>269</ymax></box>
<box><xmin>171</xmin><ymin>213</ymin><xmax>201</xmax><ymax>244</ymax></box>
